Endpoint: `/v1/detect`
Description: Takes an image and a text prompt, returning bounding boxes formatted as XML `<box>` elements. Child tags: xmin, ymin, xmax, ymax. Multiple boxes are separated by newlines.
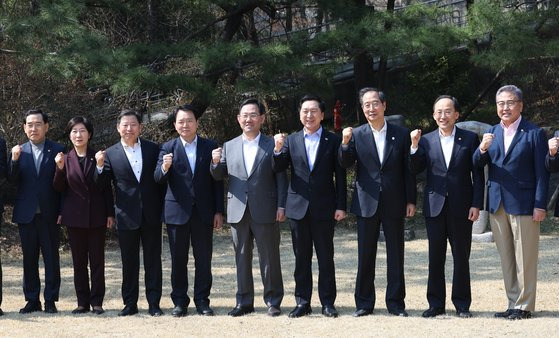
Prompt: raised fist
<box><xmin>212</xmin><ymin>147</ymin><xmax>222</xmax><ymax>165</ymax></box>
<box><xmin>95</xmin><ymin>150</ymin><xmax>106</xmax><ymax>168</ymax></box>
<box><xmin>342</xmin><ymin>127</ymin><xmax>353</xmax><ymax>145</ymax></box>
<box><xmin>11</xmin><ymin>144</ymin><xmax>22</xmax><ymax>161</ymax></box>
<box><xmin>410</xmin><ymin>129</ymin><xmax>422</xmax><ymax>148</ymax></box>
<box><xmin>274</xmin><ymin>133</ymin><xmax>286</xmax><ymax>152</ymax></box>
<box><xmin>162</xmin><ymin>153</ymin><xmax>173</xmax><ymax>172</ymax></box>
<box><xmin>55</xmin><ymin>152</ymin><xmax>65</xmax><ymax>170</ymax></box>
<box><xmin>480</xmin><ymin>133</ymin><xmax>495</xmax><ymax>152</ymax></box>
<box><xmin>549</xmin><ymin>136</ymin><xmax>559</xmax><ymax>156</ymax></box>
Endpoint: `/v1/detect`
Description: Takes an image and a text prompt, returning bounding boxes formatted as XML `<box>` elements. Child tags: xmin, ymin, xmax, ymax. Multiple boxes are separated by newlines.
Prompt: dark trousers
<box><xmin>117</xmin><ymin>220</ymin><xmax>162</xmax><ymax>307</ymax></box>
<box><xmin>18</xmin><ymin>214</ymin><xmax>60</xmax><ymax>302</ymax></box>
<box><xmin>290</xmin><ymin>212</ymin><xmax>336</xmax><ymax>306</ymax></box>
<box><xmin>167</xmin><ymin>208</ymin><xmax>213</xmax><ymax>307</ymax></box>
<box><xmin>425</xmin><ymin>201</ymin><xmax>472</xmax><ymax>311</ymax></box>
<box><xmin>67</xmin><ymin>226</ymin><xmax>106</xmax><ymax>307</ymax></box>
<box><xmin>231</xmin><ymin>207</ymin><xmax>283</xmax><ymax>307</ymax></box>
<box><xmin>355</xmin><ymin>198</ymin><xmax>406</xmax><ymax>312</ymax></box>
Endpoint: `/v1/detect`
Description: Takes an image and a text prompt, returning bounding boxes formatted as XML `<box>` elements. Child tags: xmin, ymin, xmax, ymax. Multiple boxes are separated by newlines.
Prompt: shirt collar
<box><xmin>438</xmin><ymin>126</ymin><xmax>456</xmax><ymax>138</ymax></box>
<box><xmin>30</xmin><ymin>141</ymin><xmax>45</xmax><ymax>150</ymax></box>
<box><xmin>304</xmin><ymin>126</ymin><xmax>323</xmax><ymax>138</ymax></box>
<box><xmin>500</xmin><ymin>115</ymin><xmax>522</xmax><ymax>132</ymax></box>
<box><xmin>242</xmin><ymin>132</ymin><xmax>261</xmax><ymax>144</ymax></box>
<box><xmin>370</xmin><ymin>120</ymin><xmax>387</xmax><ymax>133</ymax></box>
<box><xmin>121</xmin><ymin>138</ymin><xmax>141</xmax><ymax>149</ymax></box>
<box><xmin>180</xmin><ymin>135</ymin><xmax>198</xmax><ymax>147</ymax></box>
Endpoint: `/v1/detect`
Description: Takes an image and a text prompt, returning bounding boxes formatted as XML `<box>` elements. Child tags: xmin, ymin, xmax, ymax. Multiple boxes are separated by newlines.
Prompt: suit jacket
<box><xmin>154</xmin><ymin>136</ymin><xmax>224</xmax><ymax>225</ymax></box>
<box><xmin>210</xmin><ymin>134</ymin><xmax>287</xmax><ymax>224</ymax></box>
<box><xmin>0</xmin><ymin>137</ymin><xmax>6</xmax><ymax>215</ymax></box>
<box><xmin>339</xmin><ymin>122</ymin><xmax>416</xmax><ymax>217</ymax></box>
<box><xmin>473</xmin><ymin>118</ymin><xmax>549</xmax><ymax>215</ymax></box>
<box><xmin>545</xmin><ymin>130</ymin><xmax>559</xmax><ymax>216</ymax></box>
<box><xmin>8</xmin><ymin>139</ymin><xmax>64</xmax><ymax>224</ymax></box>
<box><xmin>410</xmin><ymin>127</ymin><xmax>484</xmax><ymax>218</ymax></box>
<box><xmin>96</xmin><ymin>138</ymin><xmax>163</xmax><ymax>230</ymax></box>
<box><xmin>271</xmin><ymin>128</ymin><xmax>346</xmax><ymax>220</ymax></box>
<box><xmin>53</xmin><ymin>147</ymin><xmax>114</xmax><ymax>228</ymax></box>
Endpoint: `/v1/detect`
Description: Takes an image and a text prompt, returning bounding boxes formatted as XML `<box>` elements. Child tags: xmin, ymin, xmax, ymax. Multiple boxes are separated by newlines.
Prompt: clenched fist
<box><xmin>549</xmin><ymin>136</ymin><xmax>559</xmax><ymax>156</ymax></box>
<box><xmin>480</xmin><ymin>133</ymin><xmax>495</xmax><ymax>152</ymax></box>
<box><xmin>212</xmin><ymin>147</ymin><xmax>222</xmax><ymax>165</ymax></box>
<box><xmin>342</xmin><ymin>127</ymin><xmax>353</xmax><ymax>145</ymax></box>
<box><xmin>11</xmin><ymin>144</ymin><xmax>22</xmax><ymax>161</ymax></box>
<box><xmin>55</xmin><ymin>152</ymin><xmax>65</xmax><ymax>170</ymax></box>
<box><xmin>410</xmin><ymin>129</ymin><xmax>422</xmax><ymax>148</ymax></box>
<box><xmin>274</xmin><ymin>133</ymin><xmax>286</xmax><ymax>152</ymax></box>
<box><xmin>162</xmin><ymin>153</ymin><xmax>173</xmax><ymax>172</ymax></box>
<box><xmin>95</xmin><ymin>150</ymin><xmax>106</xmax><ymax>168</ymax></box>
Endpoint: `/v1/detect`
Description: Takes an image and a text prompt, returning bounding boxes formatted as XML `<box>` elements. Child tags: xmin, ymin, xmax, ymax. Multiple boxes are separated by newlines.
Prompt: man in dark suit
<box><xmin>272</xmin><ymin>94</ymin><xmax>347</xmax><ymax>318</ymax></box>
<box><xmin>546</xmin><ymin>130</ymin><xmax>559</xmax><ymax>216</ymax></box>
<box><xmin>154</xmin><ymin>105</ymin><xmax>224</xmax><ymax>317</ymax></box>
<box><xmin>8</xmin><ymin>109</ymin><xmax>64</xmax><ymax>314</ymax></box>
<box><xmin>211</xmin><ymin>98</ymin><xmax>287</xmax><ymax>317</ymax></box>
<box><xmin>473</xmin><ymin>85</ymin><xmax>549</xmax><ymax>320</ymax></box>
<box><xmin>0</xmin><ymin>136</ymin><xmax>7</xmax><ymax>316</ymax></box>
<box><xmin>95</xmin><ymin>109</ymin><xmax>164</xmax><ymax>316</ymax></box>
<box><xmin>409</xmin><ymin>96</ymin><xmax>484</xmax><ymax>318</ymax></box>
<box><xmin>339</xmin><ymin>88</ymin><xmax>416</xmax><ymax>317</ymax></box>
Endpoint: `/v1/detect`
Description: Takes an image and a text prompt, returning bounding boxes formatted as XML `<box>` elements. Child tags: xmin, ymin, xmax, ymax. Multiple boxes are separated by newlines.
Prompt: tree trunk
<box><xmin>147</xmin><ymin>0</ymin><xmax>161</xmax><ymax>43</ymax></box>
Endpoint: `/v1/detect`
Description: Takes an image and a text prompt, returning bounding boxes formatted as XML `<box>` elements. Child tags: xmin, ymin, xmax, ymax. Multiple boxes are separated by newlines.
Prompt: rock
<box><xmin>472</xmin><ymin>232</ymin><xmax>494</xmax><ymax>242</ymax></box>
<box><xmin>473</xmin><ymin>210</ymin><xmax>489</xmax><ymax>234</ymax></box>
<box><xmin>456</xmin><ymin>121</ymin><xmax>492</xmax><ymax>138</ymax></box>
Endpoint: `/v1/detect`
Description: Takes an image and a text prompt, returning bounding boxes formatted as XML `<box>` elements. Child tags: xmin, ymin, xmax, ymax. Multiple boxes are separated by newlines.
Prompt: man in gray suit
<box><xmin>211</xmin><ymin>98</ymin><xmax>287</xmax><ymax>317</ymax></box>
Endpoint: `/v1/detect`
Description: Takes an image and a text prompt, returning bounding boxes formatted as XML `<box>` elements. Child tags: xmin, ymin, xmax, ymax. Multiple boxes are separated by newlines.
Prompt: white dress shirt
<box><xmin>181</xmin><ymin>135</ymin><xmax>197</xmax><ymax>174</ymax></box>
<box><xmin>502</xmin><ymin>116</ymin><xmax>522</xmax><ymax>154</ymax></box>
<box><xmin>370</xmin><ymin>121</ymin><xmax>387</xmax><ymax>164</ymax></box>
<box><xmin>439</xmin><ymin>127</ymin><xmax>456</xmax><ymax>169</ymax></box>
<box><xmin>304</xmin><ymin>127</ymin><xmax>322</xmax><ymax>171</ymax></box>
<box><xmin>122</xmin><ymin>139</ymin><xmax>143</xmax><ymax>182</ymax></box>
<box><xmin>242</xmin><ymin>133</ymin><xmax>261</xmax><ymax>175</ymax></box>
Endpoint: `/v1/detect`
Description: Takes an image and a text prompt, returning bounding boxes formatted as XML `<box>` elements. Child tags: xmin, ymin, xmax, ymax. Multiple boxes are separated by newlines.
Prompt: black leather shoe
<box><xmin>322</xmin><ymin>305</ymin><xmax>339</xmax><ymax>318</ymax></box>
<box><xmin>494</xmin><ymin>309</ymin><xmax>513</xmax><ymax>318</ymax></box>
<box><xmin>422</xmin><ymin>307</ymin><xmax>445</xmax><ymax>318</ymax></box>
<box><xmin>196</xmin><ymin>303</ymin><xmax>214</xmax><ymax>316</ymax></box>
<box><xmin>171</xmin><ymin>305</ymin><xmax>187</xmax><ymax>317</ymax></box>
<box><xmin>457</xmin><ymin>310</ymin><xmax>472</xmax><ymax>318</ymax></box>
<box><xmin>149</xmin><ymin>305</ymin><xmax>163</xmax><ymax>317</ymax></box>
<box><xmin>507</xmin><ymin>309</ymin><xmax>531</xmax><ymax>320</ymax></box>
<box><xmin>71</xmin><ymin>306</ymin><xmax>90</xmax><ymax>314</ymax></box>
<box><xmin>19</xmin><ymin>301</ymin><xmax>42</xmax><ymax>314</ymax></box>
<box><xmin>353</xmin><ymin>308</ymin><xmax>374</xmax><ymax>317</ymax></box>
<box><xmin>228</xmin><ymin>305</ymin><xmax>254</xmax><ymax>317</ymax></box>
<box><xmin>288</xmin><ymin>304</ymin><xmax>312</xmax><ymax>318</ymax></box>
<box><xmin>0</xmin><ymin>308</ymin><xmax>4</xmax><ymax>316</ymax></box>
<box><xmin>44</xmin><ymin>301</ymin><xmax>57</xmax><ymax>314</ymax></box>
<box><xmin>267</xmin><ymin>305</ymin><xmax>281</xmax><ymax>317</ymax></box>
<box><xmin>118</xmin><ymin>304</ymin><xmax>138</xmax><ymax>316</ymax></box>
<box><xmin>92</xmin><ymin>306</ymin><xmax>105</xmax><ymax>315</ymax></box>
<box><xmin>388</xmin><ymin>309</ymin><xmax>409</xmax><ymax>317</ymax></box>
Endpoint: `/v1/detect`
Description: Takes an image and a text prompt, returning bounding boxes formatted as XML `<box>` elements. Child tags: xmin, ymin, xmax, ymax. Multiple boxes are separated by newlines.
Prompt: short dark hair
<box><xmin>65</xmin><ymin>116</ymin><xmax>94</xmax><ymax>139</ymax></box>
<box><xmin>117</xmin><ymin>109</ymin><xmax>142</xmax><ymax>124</ymax></box>
<box><xmin>358</xmin><ymin>87</ymin><xmax>386</xmax><ymax>105</ymax></box>
<box><xmin>433</xmin><ymin>95</ymin><xmax>461</xmax><ymax>113</ymax></box>
<box><xmin>172</xmin><ymin>104</ymin><xmax>199</xmax><ymax>121</ymax></box>
<box><xmin>239</xmin><ymin>98</ymin><xmax>265</xmax><ymax>115</ymax></box>
<box><xmin>298</xmin><ymin>94</ymin><xmax>326</xmax><ymax>112</ymax></box>
<box><xmin>24</xmin><ymin>109</ymin><xmax>49</xmax><ymax>124</ymax></box>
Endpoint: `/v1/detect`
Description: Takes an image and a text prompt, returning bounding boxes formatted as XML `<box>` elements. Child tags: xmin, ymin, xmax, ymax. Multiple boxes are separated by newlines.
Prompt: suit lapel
<box><xmin>115</xmin><ymin>142</ymin><xmax>136</xmax><ymax>179</ymax></box>
<box><xmin>504</xmin><ymin>119</ymin><xmax>525</xmax><ymax>161</ymax></box>
<box><xmin>175</xmin><ymin>137</ymin><xmax>193</xmax><ymax>180</ymax></box>
<box><xmin>362</xmin><ymin>126</ymin><xmax>381</xmax><ymax>167</ymax></box>
<box><xmin>249</xmin><ymin>135</ymin><xmax>267</xmax><ymax>178</ymax></box>
<box><xmin>294</xmin><ymin>131</ymin><xmax>311</xmax><ymax>172</ymax></box>
<box><xmin>494</xmin><ymin>126</ymin><xmax>505</xmax><ymax>160</ymax></box>
<box><xmin>428</xmin><ymin>131</ymin><xmax>447</xmax><ymax>170</ymax></box>
<box><xmin>312</xmin><ymin>129</ymin><xmax>328</xmax><ymax>172</ymax></box>
<box><xmin>381</xmin><ymin>124</ymin><xmax>394</xmax><ymax>169</ymax></box>
<box><xmin>232</xmin><ymin>136</ymin><xmax>248</xmax><ymax>179</ymax></box>
<box><xmin>23</xmin><ymin>142</ymin><xmax>38</xmax><ymax>178</ymax></box>
<box><xmin>68</xmin><ymin>149</ymin><xmax>87</xmax><ymax>185</ymax></box>
<box><xmin>448</xmin><ymin>128</ymin><xmax>463</xmax><ymax>170</ymax></box>
<box><xmin>39</xmin><ymin>140</ymin><xmax>54</xmax><ymax>176</ymax></box>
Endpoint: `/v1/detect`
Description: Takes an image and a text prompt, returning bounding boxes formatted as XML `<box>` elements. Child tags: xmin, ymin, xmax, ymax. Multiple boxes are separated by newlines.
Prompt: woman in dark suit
<box><xmin>53</xmin><ymin>116</ymin><xmax>114</xmax><ymax>314</ymax></box>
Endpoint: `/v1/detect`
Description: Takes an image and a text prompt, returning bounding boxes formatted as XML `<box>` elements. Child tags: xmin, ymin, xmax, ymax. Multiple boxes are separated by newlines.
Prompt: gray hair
<box><xmin>496</xmin><ymin>85</ymin><xmax>523</xmax><ymax>102</ymax></box>
<box><xmin>358</xmin><ymin>87</ymin><xmax>386</xmax><ymax>105</ymax></box>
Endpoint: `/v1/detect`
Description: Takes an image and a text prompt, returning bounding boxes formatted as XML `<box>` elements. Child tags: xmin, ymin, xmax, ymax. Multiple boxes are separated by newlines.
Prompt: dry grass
<box><xmin>1</xmin><ymin>225</ymin><xmax>559</xmax><ymax>337</ymax></box>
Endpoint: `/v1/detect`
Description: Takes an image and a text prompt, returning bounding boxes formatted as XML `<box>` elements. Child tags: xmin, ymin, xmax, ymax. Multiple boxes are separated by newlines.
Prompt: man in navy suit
<box><xmin>339</xmin><ymin>88</ymin><xmax>416</xmax><ymax>317</ymax></box>
<box><xmin>8</xmin><ymin>109</ymin><xmax>64</xmax><ymax>314</ymax></box>
<box><xmin>546</xmin><ymin>130</ymin><xmax>559</xmax><ymax>216</ymax></box>
<box><xmin>95</xmin><ymin>109</ymin><xmax>164</xmax><ymax>316</ymax></box>
<box><xmin>0</xmin><ymin>136</ymin><xmax>7</xmax><ymax>316</ymax></box>
<box><xmin>473</xmin><ymin>85</ymin><xmax>549</xmax><ymax>320</ymax></box>
<box><xmin>409</xmin><ymin>96</ymin><xmax>484</xmax><ymax>318</ymax></box>
<box><xmin>154</xmin><ymin>105</ymin><xmax>224</xmax><ymax>317</ymax></box>
<box><xmin>272</xmin><ymin>95</ymin><xmax>347</xmax><ymax>318</ymax></box>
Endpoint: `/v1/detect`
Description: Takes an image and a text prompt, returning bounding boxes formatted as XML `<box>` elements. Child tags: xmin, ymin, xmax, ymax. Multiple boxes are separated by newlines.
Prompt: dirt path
<box><xmin>1</xmin><ymin>226</ymin><xmax>559</xmax><ymax>337</ymax></box>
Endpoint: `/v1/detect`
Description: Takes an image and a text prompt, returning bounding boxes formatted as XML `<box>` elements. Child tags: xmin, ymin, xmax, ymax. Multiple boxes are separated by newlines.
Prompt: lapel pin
<box><xmin>325</xmin><ymin>137</ymin><xmax>328</xmax><ymax>141</ymax></box>
<box><xmin>391</xmin><ymin>137</ymin><xmax>395</xmax><ymax>140</ymax></box>
<box><xmin>458</xmin><ymin>137</ymin><xmax>462</xmax><ymax>141</ymax></box>
<box><xmin>521</xmin><ymin>129</ymin><xmax>524</xmax><ymax>132</ymax></box>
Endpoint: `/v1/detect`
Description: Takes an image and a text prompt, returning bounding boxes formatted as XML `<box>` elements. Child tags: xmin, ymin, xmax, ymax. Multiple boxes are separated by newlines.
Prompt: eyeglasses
<box><xmin>496</xmin><ymin>100</ymin><xmax>520</xmax><ymax>108</ymax></box>
<box><xmin>433</xmin><ymin>110</ymin><xmax>455</xmax><ymax>117</ymax></box>
<box><xmin>238</xmin><ymin>113</ymin><xmax>261</xmax><ymax>120</ymax></box>
<box><xmin>362</xmin><ymin>101</ymin><xmax>382</xmax><ymax>109</ymax></box>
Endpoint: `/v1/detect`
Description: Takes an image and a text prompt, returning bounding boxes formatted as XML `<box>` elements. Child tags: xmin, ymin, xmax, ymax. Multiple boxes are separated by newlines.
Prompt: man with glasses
<box><xmin>473</xmin><ymin>85</ymin><xmax>549</xmax><ymax>320</ymax></box>
<box><xmin>211</xmin><ymin>98</ymin><xmax>287</xmax><ymax>317</ymax></box>
<box><xmin>272</xmin><ymin>94</ymin><xmax>347</xmax><ymax>318</ymax></box>
<box><xmin>409</xmin><ymin>96</ymin><xmax>484</xmax><ymax>318</ymax></box>
<box><xmin>339</xmin><ymin>88</ymin><xmax>416</xmax><ymax>317</ymax></box>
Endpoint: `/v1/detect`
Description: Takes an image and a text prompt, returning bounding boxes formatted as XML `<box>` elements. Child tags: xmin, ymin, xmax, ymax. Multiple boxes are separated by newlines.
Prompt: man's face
<box><xmin>361</xmin><ymin>91</ymin><xmax>386</xmax><ymax>125</ymax></box>
<box><xmin>174</xmin><ymin>109</ymin><xmax>198</xmax><ymax>141</ymax></box>
<box><xmin>237</xmin><ymin>103</ymin><xmax>264</xmax><ymax>134</ymax></box>
<box><xmin>432</xmin><ymin>98</ymin><xmax>459</xmax><ymax>132</ymax></box>
<box><xmin>117</xmin><ymin>115</ymin><xmax>142</xmax><ymax>144</ymax></box>
<box><xmin>496</xmin><ymin>91</ymin><xmax>523</xmax><ymax>126</ymax></box>
<box><xmin>24</xmin><ymin>113</ymin><xmax>48</xmax><ymax>144</ymax></box>
<box><xmin>299</xmin><ymin>100</ymin><xmax>324</xmax><ymax>133</ymax></box>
